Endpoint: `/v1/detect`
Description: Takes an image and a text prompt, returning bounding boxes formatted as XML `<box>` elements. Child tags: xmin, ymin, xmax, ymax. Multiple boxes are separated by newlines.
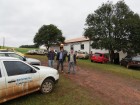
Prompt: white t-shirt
<box><xmin>70</xmin><ymin>54</ymin><xmax>74</xmax><ymax>62</ymax></box>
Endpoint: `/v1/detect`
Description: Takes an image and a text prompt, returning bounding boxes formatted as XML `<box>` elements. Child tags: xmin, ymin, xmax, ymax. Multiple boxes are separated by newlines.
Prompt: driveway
<box><xmin>42</xmin><ymin>61</ymin><xmax>140</xmax><ymax>105</ymax></box>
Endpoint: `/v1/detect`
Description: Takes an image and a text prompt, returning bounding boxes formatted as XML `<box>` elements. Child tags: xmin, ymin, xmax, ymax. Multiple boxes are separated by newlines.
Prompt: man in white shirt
<box><xmin>67</xmin><ymin>49</ymin><xmax>76</xmax><ymax>74</ymax></box>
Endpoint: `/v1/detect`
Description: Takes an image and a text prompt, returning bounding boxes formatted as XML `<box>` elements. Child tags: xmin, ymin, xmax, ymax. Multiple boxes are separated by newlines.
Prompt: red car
<box><xmin>91</xmin><ymin>53</ymin><xmax>109</xmax><ymax>63</ymax></box>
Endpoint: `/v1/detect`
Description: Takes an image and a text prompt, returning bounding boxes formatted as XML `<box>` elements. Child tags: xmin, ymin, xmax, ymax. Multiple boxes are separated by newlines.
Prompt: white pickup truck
<box><xmin>0</xmin><ymin>57</ymin><xmax>59</xmax><ymax>104</ymax></box>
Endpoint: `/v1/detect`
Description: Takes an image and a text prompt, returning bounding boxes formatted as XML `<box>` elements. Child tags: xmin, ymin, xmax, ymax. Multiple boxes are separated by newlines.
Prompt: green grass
<box><xmin>15</xmin><ymin>48</ymin><xmax>38</xmax><ymax>54</ymax></box>
<box><xmin>78</xmin><ymin>59</ymin><xmax>140</xmax><ymax>80</ymax></box>
<box><xmin>0</xmin><ymin>47</ymin><xmax>38</xmax><ymax>54</ymax></box>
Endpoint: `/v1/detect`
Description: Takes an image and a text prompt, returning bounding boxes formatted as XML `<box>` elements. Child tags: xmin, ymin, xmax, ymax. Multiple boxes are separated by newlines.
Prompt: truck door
<box><xmin>3</xmin><ymin>61</ymin><xmax>40</xmax><ymax>98</ymax></box>
<box><xmin>0</xmin><ymin>65</ymin><xmax>6</xmax><ymax>103</ymax></box>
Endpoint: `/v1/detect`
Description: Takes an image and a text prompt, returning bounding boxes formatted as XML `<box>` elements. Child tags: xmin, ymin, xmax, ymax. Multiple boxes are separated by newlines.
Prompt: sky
<box><xmin>0</xmin><ymin>0</ymin><xmax>140</xmax><ymax>47</ymax></box>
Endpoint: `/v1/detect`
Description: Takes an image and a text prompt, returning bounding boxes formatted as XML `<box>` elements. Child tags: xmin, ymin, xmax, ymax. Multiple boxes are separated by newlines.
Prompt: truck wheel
<box><xmin>91</xmin><ymin>60</ymin><xmax>93</xmax><ymax>62</ymax></box>
<box><xmin>40</xmin><ymin>79</ymin><xmax>54</xmax><ymax>94</ymax></box>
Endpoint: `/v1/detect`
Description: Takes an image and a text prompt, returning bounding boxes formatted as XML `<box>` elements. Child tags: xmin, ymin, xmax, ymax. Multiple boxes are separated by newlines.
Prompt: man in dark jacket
<box><xmin>47</xmin><ymin>47</ymin><xmax>55</xmax><ymax>68</ymax></box>
<box><xmin>67</xmin><ymin>49</ymin><xmax>76</xmax><ymax>74</ymax></box>
<box><xmin>56</xmin><ymin>48</ymin><xmax>66</xmax><ymax>72</ymax></box>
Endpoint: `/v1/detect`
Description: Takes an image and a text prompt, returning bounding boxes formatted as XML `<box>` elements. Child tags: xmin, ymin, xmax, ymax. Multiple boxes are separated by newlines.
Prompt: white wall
<box><xmin>91</xmin><ymin>49</ymin><xmax>109</xmax><ymax>54</ymax></box>
<box><xmin>64</xmin><ymin>41</ymin><xmax>108</xmax><ymax>54</ymax></box>
<box><xmin>118</xmin><ymin>51</ymin><xmax>127</xmax><ymax>61</ymax></box>
<box><xmin>64</xmin><ymin>44</ymin><xmax>71</xmax><ymax>53</ymax></box>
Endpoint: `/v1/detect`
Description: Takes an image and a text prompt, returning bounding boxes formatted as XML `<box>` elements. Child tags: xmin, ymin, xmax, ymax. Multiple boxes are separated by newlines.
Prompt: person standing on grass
<box><xmin>56</xmin><ymin>48</ymin><xmax>65</xmax><ymax>72</ymax></box>
<box><xmin>67</xmin><ymin>49</ymin><xmax>76</xmax><ymax>74</ymax></box>
<box><xmin>47</xmin><ymin>47</ymin><xmax>55</xmax><ymax>68</ymax></box>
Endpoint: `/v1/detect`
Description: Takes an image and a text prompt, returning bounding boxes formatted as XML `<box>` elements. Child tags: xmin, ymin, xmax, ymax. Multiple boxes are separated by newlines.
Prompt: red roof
<box><xmin>65</xmin><ymin>36</ymin><xmax>89</xmax><ymax>43</ymax></box>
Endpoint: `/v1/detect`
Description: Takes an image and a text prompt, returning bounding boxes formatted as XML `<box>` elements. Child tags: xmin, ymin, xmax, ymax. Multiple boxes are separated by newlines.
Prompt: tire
<box><xmin>91</xmin><ymin>60</ymin><xmax>93</xmax><ymax>62</ymax></box>
<box><xmin>40</xmin><ymin>79</ymin><xmax>54</xmax><ymax>94</ymax></box>
<box><xmin>126</xmin><ymin>64</ymin><xmax>130</xmax><ymax>69</ymax></box>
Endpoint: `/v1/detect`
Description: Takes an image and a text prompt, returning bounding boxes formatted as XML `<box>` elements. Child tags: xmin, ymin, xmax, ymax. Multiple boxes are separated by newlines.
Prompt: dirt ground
<box><xmin>42</xmin><ymin>61</ymin><xmax>140</xmax><ymax>105</ymax></box>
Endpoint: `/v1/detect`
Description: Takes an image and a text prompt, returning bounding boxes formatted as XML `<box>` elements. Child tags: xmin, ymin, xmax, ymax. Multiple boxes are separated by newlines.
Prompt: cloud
<box><xmin>0</xmin><ymin>0</ymin><xmax>139</xmax><ymax>47</ymax></box>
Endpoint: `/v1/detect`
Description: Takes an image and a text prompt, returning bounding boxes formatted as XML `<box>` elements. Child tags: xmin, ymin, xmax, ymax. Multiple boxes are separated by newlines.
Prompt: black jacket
<box><xmin>47</xmin><ymin>51</ymin><xmax>55</xmax><ymax>60</ymax></box>
<box><xmin>56</xmin><ymin>51</ymin><xmax>66</xmax><ymax>61</ymax></box>
<box><xmin>67</xmin><ymin>54</ymin><xmax>76</xmax><ymax>63</ymax></box>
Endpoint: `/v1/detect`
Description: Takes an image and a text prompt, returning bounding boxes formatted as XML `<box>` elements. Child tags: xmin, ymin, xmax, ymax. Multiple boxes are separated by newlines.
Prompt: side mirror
<box><xmin>23</xmin><ymin>57</ymin><xmax>26</xmax><ymax>61</ymax></box>
<box><xmin>31</xmin><ymin>69</ymin><xmax>36</xmax><ymax>73</ymax></box>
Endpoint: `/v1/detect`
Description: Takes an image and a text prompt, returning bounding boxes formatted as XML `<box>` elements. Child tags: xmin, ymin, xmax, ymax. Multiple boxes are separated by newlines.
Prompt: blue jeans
<box><xmin>48</xmin><ymin>60</ymin><xmax>54</xmax><ymax>68</ymax></box>
<box><xmin>57</xmin><ymin>60</ymin><xmax>64</xmax><ymax>71</ymax></box>
<box><xmin>68</xmin><ymin>62</ymin><xmax>75</xmax><ymax>73</ymax></box>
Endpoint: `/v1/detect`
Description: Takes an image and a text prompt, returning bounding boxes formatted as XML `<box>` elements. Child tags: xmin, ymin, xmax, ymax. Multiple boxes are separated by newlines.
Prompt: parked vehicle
<box><xmin>91</xmin><ymin>52</ymin><xmax>109</xmax><ymax>63</ymax></box>
<box><xmin>120</xmin><ymin>55</ymin><xmax>140</xmax><ymax>69</ymax></box>
<box><xmin>27</xmin><ymin>49</ymin><xmax>38</xmax><ymax>55</ymax></box>
<box><xmin>0</xmin><ymin>48</ymin><xmax>24</xmax><ymax>56</ymax></box>
<box><xmin>76</xmin><ymin>51</ymin><xmax>89</xmax><ymax>59</ymax></box>
<box><xmin>0</xmin><ymin>57</ymin><xmax>59</xmax><ymax>104</ymax></box>
<box><xmin>0</xmin><ymin>52</ymin><xmax>41</xmax><ymax>65</ymax></box>
<box><xmin>37</xmin><ymin>49</ymin><xmax>48</xmax><ymax>55</ymax></box>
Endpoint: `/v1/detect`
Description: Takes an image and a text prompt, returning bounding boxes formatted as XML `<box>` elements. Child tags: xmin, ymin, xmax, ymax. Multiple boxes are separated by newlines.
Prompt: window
<box><xmin>4</xmin><ymin>61</ymin><xmax>35</xmax><ymax>76</ymax></box>
<box><xmin>8</xmin><ymin>53</ymin><xmax>25</xmax><ymax>61</ymax></box>
<box><xmin>0</xmin><ymin>53</ymin><xmax>6</xmax><ymax>57</ymax></box>
<box><xmin>81</xmin><ymin>44</ymin><xmax>84</xmax><ymax>50</ymax></box>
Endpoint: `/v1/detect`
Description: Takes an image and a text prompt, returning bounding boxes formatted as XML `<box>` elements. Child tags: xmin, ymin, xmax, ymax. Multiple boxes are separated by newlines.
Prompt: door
<box><xmin>114</xmin><ymin>53</ymin><xmax>119</xmax><ymax>64</ymax></box>
<box><xmin>0</xmin><ymin>66</ymin><xmax>6</xmax><ymax>103</ymax></box>
<box><xmin>3</xmin><ymin>61</ymin><xmax>40</xmax><ymax>100</ymax></box>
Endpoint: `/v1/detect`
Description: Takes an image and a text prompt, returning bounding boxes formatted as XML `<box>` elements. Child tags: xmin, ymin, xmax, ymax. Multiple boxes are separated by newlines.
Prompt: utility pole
<box><xmin>3</xmin><ymin>37</ymin><xmax>5</xmax><ymax>49</ymax></box>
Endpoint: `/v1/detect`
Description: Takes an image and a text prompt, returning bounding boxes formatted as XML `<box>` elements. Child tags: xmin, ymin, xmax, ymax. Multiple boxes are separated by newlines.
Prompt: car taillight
<box><xmin>132</xmin><ymin>61</ymin><xmax>139</xmax><ymax>64</ymax></box>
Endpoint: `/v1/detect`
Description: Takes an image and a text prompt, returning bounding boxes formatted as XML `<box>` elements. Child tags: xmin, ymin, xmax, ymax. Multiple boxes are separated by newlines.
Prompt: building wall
<box><xmin>91</xmin><ymin>49</ymin><xmax>109</xmax><ymax>54</ymax></box>
<box><xmin>64</xmin><ymin>41</ymin><xmax>108</xmax><ymax>54</ymax></box>
<box><xmin>118</xmin><ymin>51</ymin><xmax>127</xmax><ymax>61</ymax></box>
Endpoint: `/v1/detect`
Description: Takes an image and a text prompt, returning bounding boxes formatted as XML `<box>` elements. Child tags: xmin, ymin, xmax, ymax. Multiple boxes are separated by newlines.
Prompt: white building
<box><xmin>64</xmin><ymin>36</ymin><xmax>127</xmax><ymax>61</ymax></box>
<box><xmin>64</xmin><ymin>36</ymin><xmax>108</xmax><ymax>54</ymax></box>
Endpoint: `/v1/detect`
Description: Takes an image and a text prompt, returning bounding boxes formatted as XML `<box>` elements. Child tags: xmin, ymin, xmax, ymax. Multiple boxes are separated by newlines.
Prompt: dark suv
<box><xmin>120</xmin><ymin>55</ymin><xmax>140</xmax><ymax>69</ymax></box>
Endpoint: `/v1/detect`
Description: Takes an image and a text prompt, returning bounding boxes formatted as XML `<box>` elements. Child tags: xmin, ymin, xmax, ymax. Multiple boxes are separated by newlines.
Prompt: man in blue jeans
<box><xmin>67</xmin><ymin>49</ymin><xmax>76</xmax><ymax>74</ymax></box>
<box><xmin>47</xmin><ymin>47</ymin><xmax>55</xmax><ymax>68</ymax></box>
<box><xmin>56</xmin><ymin>48</ymin><xmax>66</xmax><ymax>72</ymax></box>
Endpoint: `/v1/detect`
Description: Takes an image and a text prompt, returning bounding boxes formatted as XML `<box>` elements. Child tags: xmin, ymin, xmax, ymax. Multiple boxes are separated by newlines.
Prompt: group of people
<box><xmin>47</xmin><ymin>47</ymin><xmax>76</xmax><ymax>74</ymax></box>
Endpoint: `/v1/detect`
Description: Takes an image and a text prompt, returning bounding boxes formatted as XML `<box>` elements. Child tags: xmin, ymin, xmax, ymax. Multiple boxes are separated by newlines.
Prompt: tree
<box><xmin>34</xmin><ymin>24</ymin><xmax>65</xmax><ymax>50</ymax></box>
<box><xmin>84</xmin><ymin>1</ymin><xmax>140</xmax><ymax>63</ymax></box>
<box><xmin>126</xmin><ymin>13</ymin><xmax>140</xmax><ymax>53</ymax></box>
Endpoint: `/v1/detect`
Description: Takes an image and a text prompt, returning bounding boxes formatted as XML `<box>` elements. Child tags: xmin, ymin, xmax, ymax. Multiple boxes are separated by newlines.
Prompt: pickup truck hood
<box><xmin>34</xmin><ymin>66</ymin><xmax>58</xmax><ymax>74</ymax></box>
<box><xmin>34</xmin><ymin>66</ymin><xmax>59</xmax><ymax>83</ymax></box>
